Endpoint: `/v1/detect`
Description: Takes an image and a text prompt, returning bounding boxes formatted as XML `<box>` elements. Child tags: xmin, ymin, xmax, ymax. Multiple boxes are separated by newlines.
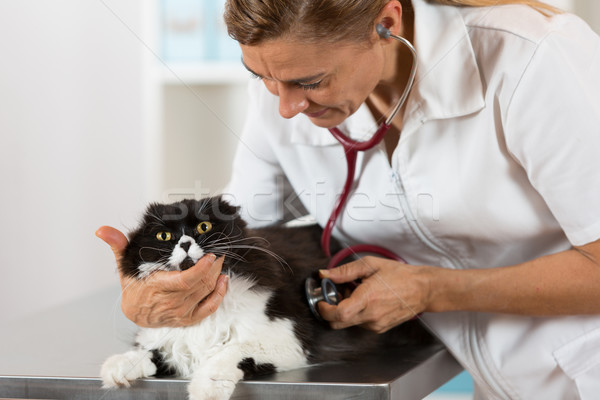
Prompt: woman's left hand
<box><xmin>317</xmin><ymin>256</ymin><xmax>435</xmax><ymax>333</ymax></box>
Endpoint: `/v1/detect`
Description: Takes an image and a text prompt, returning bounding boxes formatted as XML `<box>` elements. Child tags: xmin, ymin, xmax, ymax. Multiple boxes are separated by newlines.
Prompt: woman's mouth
<box><xmin>304</xmin><ymin>108</ymin><xmax>329</xmax><ymax>118</ymax></box>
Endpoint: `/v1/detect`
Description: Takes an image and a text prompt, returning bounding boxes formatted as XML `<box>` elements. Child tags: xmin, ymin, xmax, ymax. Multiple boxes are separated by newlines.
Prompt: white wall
<box><xmin>546</xmin><ymin>0</ymin><xmax>574</xmax><ymax>11</ymax></box>
<box><xmin>574</xmin><ymin>0</ymin><xmax>600</xmax><ymax>33</ymax></box>
<box><xmin>160</xmin><ymin>83</ymin><xmax>248</xmax><ymax>200</ymax></box>
<box><xmin>0</xmin><ymin>0</ymin><xmax>146</xmax><ymax>321</ymax></box>
<box><xmin>548</xmin><ymin>0</ymin><xmax>600</xmax><ymax>33</ymax></box>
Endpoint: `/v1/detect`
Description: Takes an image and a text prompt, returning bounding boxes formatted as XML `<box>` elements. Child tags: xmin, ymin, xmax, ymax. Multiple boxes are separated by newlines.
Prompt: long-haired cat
<box><xmin>100</xmin><ymin>196</ymin><xmax>428</xmax><ymax>400</ymax></box>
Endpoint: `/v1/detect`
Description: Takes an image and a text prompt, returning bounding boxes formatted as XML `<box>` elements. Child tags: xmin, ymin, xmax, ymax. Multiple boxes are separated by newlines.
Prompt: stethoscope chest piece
<box><xmin>305</xmin><ymin>277</ymin><xmax>341</xmax><ymax>321</ymax></box>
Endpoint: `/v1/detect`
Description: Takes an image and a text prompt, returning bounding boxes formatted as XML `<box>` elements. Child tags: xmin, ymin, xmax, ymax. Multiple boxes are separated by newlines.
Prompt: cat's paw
<box><xmin>100</xmin><ymin>350</ymin><xmax>157</xmax><ymax>388</ymax></box>
<box><xmin>188</xmin><ymin>377</ymin><xmax>237</xmax><ymax>400</ymax></box>
<box><xmin>188</xmin><ymin>366</ymin><xmax>243</xmax><ymax>400</ymax></box>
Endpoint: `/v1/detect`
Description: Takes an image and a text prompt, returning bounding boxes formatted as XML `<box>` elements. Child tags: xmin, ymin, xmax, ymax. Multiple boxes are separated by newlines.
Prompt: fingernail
<box><xmin>207</xmin><ymin>254</ymin><xmax>217</xmax><ymax>263</ymax></box>
<box><xmin>319</xmin><ymin>269</ymin><xmax>330</xmax><ymax>278</ymax></box>
<box><xmin>220</xmin><ymin>274</ymin><xmax>229</xmax><ymax>288</ymax></box>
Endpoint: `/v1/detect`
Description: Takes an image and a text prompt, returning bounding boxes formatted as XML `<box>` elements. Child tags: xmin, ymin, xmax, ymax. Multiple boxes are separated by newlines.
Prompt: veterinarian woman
<box><xmin>97</xmin><ymin>0</ymin><xmax>600</xmax><ymax>397</ymax></box>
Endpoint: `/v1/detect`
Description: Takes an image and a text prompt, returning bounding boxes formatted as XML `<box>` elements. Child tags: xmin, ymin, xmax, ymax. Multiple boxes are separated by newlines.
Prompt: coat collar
<box><xmin>404</xmin><ymin>0</ymin><xmax>485</xmax><ymax>133</ymax></box>
<box><xmin>290</xmin><ymin>0</ymin><xmax>485</xmax><ymax>145</ymax></box>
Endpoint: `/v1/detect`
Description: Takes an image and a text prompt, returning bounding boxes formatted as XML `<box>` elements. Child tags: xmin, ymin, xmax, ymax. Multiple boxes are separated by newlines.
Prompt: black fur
<box><xmin>150</xmin><ymin>349</ymin><xmax>178</xmax><ymax>378</ymax></box>
<box><xmin>237</xmin><ymin>358</ymin><xmax>276</xmax><ymax>379</ymax></box>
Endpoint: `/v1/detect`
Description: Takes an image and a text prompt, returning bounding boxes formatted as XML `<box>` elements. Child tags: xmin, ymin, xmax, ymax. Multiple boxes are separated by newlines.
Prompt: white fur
<box><xmin>100</xmin><ymin>349</ymin><xmax>157</xmax><ymax>388</ymax></box>
<box><xmin>136</xmin><ymin>235</ymin><xmax>205</xmax><ymax>278</ymax></box>
<box><xmin>101</xmin><ymin>274</ymin><xmax>308</xmax><ymax>400</ymax></box>
<box><xmin>169</xmin><ymin>235</ymin><xmax>204</xmax><ymax>268</ymax></box>
<box><xmin>137</xmin><ymin>262</ymin><xmax>166</xmax><ymax>279</ymax></box>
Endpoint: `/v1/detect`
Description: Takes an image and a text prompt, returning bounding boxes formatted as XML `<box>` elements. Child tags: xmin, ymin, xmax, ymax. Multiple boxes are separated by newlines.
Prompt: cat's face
<box><xmin>121</xmin><ymin>197</ymin><xmax>245</xmax><ymax>279</ymax></box>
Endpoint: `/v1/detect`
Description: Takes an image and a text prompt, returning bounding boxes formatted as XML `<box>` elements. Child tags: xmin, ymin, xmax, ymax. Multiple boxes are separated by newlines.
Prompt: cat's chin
<box><xmin>180</xmin><ymin>257</ymin><xmax>196</xmax><ymax>271</ymax></box>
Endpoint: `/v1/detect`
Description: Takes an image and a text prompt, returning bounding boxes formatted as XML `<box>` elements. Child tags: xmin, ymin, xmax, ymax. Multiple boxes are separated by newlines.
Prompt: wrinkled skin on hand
<box><xmin>318</xmin><ymin>256</ymin><xmax>434</xmax><ymax>333</ymax></box>
<box><xmin>96</xmin><ymin>226</ymin><xmax>228</xmax><ymax>328</ymax></box>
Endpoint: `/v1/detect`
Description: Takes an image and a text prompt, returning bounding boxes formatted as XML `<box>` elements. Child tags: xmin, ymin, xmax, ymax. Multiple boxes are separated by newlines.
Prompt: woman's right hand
<box><xmin>95</xmin><ymin>226</ymin><xmax>228</xmax><ymax>328</ymax></box>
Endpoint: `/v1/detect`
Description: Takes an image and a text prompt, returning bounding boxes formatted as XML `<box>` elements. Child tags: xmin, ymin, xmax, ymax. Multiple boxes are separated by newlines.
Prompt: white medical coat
<box><xmin>225</xmin><ymin>0</ymin><xmax>600</xmax><ymax>398</ymax></box>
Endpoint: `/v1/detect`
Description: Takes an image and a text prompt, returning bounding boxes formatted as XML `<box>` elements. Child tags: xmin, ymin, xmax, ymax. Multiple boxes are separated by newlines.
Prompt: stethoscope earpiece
<box><xmin>305</xmin><ymin>277</ymin><xmax>341</xmax><ymax>321</ymax></box>
<box><xmin>376</xmin><ymin>23</ymin><xmax>391</xmax><ymax>39</ymax></box>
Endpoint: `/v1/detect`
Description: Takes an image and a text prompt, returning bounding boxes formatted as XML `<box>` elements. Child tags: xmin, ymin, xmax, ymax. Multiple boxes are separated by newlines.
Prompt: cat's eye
<box><xmin>156</xmin><ymin>231</ymin><xmax>172</xmax><ymax>241</ymax></box>
<box><xmin>197</xmin><ymin>221</ymin><xmax>213</xmax><ymax>235</ymax></box>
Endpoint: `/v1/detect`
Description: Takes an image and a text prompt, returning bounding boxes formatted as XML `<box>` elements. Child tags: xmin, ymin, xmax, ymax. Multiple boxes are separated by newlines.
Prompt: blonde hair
<box><xmin>224</xmin><ymin>0</ymin><xmax>560</xmax><ymax>45</ymax></box>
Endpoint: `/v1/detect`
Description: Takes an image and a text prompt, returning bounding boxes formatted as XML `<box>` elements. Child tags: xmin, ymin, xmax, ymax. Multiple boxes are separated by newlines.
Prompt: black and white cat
<box><xmin>101</xmin><ymin>196</ymin><xmax>427</xmax><ymax>400</ymax></box>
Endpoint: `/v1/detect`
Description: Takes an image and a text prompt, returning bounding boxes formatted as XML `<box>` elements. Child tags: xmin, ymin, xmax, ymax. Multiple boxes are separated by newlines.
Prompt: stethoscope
<box><xmin>306</xmin><ymin>24</ymin><xmax>418</xmax><ymax>321</ymax></box>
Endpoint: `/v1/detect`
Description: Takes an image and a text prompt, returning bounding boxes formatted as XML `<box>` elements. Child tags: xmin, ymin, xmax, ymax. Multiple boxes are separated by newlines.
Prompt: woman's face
<box><xmin>241</xmin><ymin>38</ymin><xmax>385</xmax><ymax>129</ymax></box>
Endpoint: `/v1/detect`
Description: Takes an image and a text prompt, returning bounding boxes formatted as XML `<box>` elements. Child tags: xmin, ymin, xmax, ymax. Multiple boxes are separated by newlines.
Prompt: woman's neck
<box><xmin>371</xmin><ymin>0</ymin><xmax>416</xmax><ymax>119</ymax></box>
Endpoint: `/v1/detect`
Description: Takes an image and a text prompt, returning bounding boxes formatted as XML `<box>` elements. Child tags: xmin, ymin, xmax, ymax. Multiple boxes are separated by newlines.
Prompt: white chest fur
<box><xmin>135</xmin><ymin>275</ymin><xmax>308</xmax><ymax>377</ymax></box>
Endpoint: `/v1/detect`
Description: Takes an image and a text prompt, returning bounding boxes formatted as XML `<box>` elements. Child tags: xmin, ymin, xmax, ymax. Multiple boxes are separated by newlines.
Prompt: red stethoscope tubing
<box><xmin>321</xmin><ymin>123</ymin><xmax>407</xmax><ymax>269</ymax></box>
<box><xmin>319</xmin><ymin>24</ymin><xmax>417</xmax><ymax>270</ymax></box>
<box><xmin>304</xmin><ymin>25</ymin><xmax>419</xmax><ymax>321</ymax></box>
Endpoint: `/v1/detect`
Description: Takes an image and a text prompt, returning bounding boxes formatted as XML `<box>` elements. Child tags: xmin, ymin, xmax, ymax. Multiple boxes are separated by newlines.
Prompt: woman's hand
<box><xmin>317</xmin><ymin>256</ymin><xmax>435</xmax><ymax>333</ymax></box>
<box><xmin>318</xmin><ymin>238</ymin><xmax>600</xmax><ymax>330</ymax></box>
<box><xmin>95</xmin><ymin>226</ymin><xmax>228</xmax><ymax>328</ymax></box>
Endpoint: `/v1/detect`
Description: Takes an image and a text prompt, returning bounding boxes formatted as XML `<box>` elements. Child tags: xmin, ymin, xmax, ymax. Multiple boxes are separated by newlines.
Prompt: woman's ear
<box><xmin>375</xmin><ymin>0</ymin><xmax>404</xmax><ymax>40</ymax></box>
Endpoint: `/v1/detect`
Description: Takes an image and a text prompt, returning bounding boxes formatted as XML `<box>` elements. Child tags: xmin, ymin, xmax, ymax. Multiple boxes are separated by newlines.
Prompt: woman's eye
<box><xmin>156</xmin><ymin>231</ymin><xmax>172</xmax><ymax>241</ymax></box>
<box><xmin>249</xmin><ymin>71</ymin><xmax>262</xmax><ymax>80</ymax></box>
<box><xmin>197</xmin><ymin>221</ymin><xmax>213</xmax><ymax>235</ymax></box>
<box><xmin>295</xmin><ymin>80</ymin><xmax>322</xmax><ymax>91</ymax></box>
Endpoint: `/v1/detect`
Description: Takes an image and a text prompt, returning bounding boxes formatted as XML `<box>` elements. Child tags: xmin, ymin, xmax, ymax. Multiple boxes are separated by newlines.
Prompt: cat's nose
<box><xmin>180</xmin><ymin>242</ymin><xmax>191</xmax><ymax>252</ymax></box>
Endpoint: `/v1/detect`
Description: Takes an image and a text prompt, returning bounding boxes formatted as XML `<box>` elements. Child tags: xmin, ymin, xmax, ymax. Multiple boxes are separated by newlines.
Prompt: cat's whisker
<box><xmin>138</xmin><ymin>246</ymin><xmax>171</xmax><ymax>254</ymax></box>
<box><xmin>204</xmin><ymin>229</ymin><xmax>245</xmax><ymax>244</ymax></box>
<box><xmin>208</xmin><ymin>238</ymin><xmax>254</xmax><ymax>250</ymax></box>
<box><xmin>120</xmin><ymin>274</ymin><xmax>143</xmax><ymax>295</ymax></box>
<box><xmin>212</xmin><ymin>244</ymin><xmax>292</xmax><ymax>274</ymax></box>
<box><xmin>202</xmin><ymin>235</ymin><xmax>234</xmax><ymax>246</ymax></box>
<box><xmin>207</xmin><ymin>247</ymin><xmax>249</xmax><ymax>263</ymax></box>
<box><xmin>137</xmin><ymin>253</ymin><xmax>171</xmax><ymax>267</ymax></box>
<box><xmin>209</xmin><ymin>235</ymin><xmax>269</xmax><ymax>247</ymax></box>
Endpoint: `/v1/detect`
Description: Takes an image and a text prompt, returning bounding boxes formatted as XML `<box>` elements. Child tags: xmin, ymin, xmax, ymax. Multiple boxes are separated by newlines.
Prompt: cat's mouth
<box><xmin>180</xmin><ymin>257</ymin><xmax>196</xmax><ymax>271</ymax></box>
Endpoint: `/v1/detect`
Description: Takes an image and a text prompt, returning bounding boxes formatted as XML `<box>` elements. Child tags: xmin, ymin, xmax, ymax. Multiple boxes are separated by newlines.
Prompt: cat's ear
<box><xmin>142</xmin><ymin>202</ymin><xmax>163</xmax><ymax>223</ymax></box>
<box><xmin>214</xmin><ymin>195</ymin><xmax>241</xmax><ymax>218</ymax></box>
<box><xmin>145</xmin><ymin>202</ymin><xmax>162</xmax><ymax>215</ymax></box>
<box><xmin>192</xmin><ymin>196</ymin><xmax>238</xmax><ymax>221</ymax></box>
<box><xmin>143</xmin><ymin>202</ymin><xmax>176</xmax><ymax>223</ymax></box>
<box><xmin>210</xmin><ymin>196</ymin><xmax>246</xmax><ymax>227</ymax></box>
<box><xmin>148</xmin><ymin>201</ymin><xmax>189</xmax><ymax>222</ymax></box>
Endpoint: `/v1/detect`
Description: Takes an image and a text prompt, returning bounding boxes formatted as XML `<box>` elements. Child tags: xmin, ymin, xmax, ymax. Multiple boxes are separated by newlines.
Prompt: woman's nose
<box><xmin>276</xmin><ymin>84</ymin><xmax>309</xmax><ymax>119</ymax></box>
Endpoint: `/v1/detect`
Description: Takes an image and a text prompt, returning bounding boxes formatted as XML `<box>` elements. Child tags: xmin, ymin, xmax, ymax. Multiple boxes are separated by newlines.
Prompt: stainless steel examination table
<box><xmin>0</xmin><ymin>286</ymin><xmax>462</xmax><ymax>399</ymax></box>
